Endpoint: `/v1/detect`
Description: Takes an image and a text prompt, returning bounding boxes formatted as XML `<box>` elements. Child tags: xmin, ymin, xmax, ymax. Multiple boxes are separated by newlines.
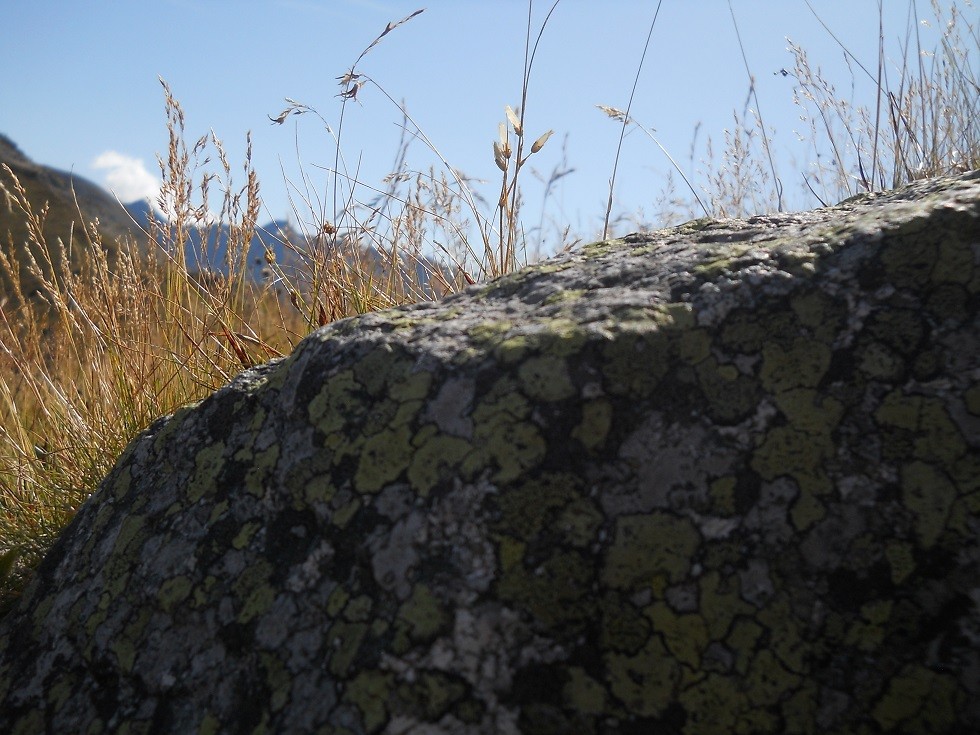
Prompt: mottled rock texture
<box><xmin>1</xmin><ymin>172</ymin><xmax>979</xmax><ymax>734</ymax></box>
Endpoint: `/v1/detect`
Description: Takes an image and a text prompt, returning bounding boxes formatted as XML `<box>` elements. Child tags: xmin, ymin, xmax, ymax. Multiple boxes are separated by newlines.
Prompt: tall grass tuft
<box><xmin>0</xmin><ymin>85</ymin><xmax>303</xmax><ymax>613</ymax></box>
<box><xmin>609</xmin><ymin>0</ymin><xmax>979</xmax><ymax>224</ymax></box>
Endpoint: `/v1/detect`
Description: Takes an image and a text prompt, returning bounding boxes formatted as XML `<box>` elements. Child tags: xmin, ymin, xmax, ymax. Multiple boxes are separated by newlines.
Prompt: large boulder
<box><xmin>1</xmin><ymin>172</ymin><xmax>978</xmax><ymax>734</ymax></box>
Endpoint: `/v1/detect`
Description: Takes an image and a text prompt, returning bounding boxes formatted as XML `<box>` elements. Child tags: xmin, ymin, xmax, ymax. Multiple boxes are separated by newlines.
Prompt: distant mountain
<box><xmin>0</xmin><ymin>133</ymin><xmax>147</xmax><ymax>300</ymax></box>
<box><xmin>1</xmin><ymin>134</ymin><xmax>445</xmax><ymax>306</ymax></box>
<box><xmin>0</xmin><ymin>134</ymin><xmax>295</xmax><ymax>301</ymax></box>
<box><xmin>120</xmin><ymin>198</ymin><xmax>293</xmax><ymax>283</ymax></box>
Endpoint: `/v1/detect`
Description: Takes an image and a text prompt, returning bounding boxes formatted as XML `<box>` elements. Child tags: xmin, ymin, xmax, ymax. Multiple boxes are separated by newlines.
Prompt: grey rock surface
<box><xmin>0</xmin><ymin>171</ymin><xmax>978</xmax><ymax>734</ymax></box>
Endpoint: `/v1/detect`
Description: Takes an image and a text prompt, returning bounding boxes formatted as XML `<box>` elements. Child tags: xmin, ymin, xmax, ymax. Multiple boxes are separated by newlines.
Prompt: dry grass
<box><xmin>0</xmin><ymin>87</ymin><xmax>297</xmax><ymax>612</ymax></box>
<box><xmin>1</xmin><ymin>0</ymin><xmax>978</xmax><ymax>614</ymax></box>
<box><xmin>613</xmin><ymin>0</ymin><xmax>979</xmax><ymax>224</ymax></box>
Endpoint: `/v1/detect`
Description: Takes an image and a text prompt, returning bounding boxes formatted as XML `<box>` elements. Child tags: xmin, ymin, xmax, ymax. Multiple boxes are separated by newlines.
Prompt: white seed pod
<box><xmin>530</xmin><ymin>130</ymin><xmax>554</xmax><ymax>154</ymax></box>
<box><xmin>493</xmin><ymin>141</ymin><xmax>508</xmax><ymax>172</ymax></box>
<box><xmin>505</xmin><ymin>105</ymin><xmax>522</xmax><ymax>136</ymax></box>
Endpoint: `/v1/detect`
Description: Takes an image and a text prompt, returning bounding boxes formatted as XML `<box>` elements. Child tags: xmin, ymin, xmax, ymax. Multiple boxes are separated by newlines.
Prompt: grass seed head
<box><xmin>493</xmin><ymin>141</ymin><xmax>509</xmax><ymax>171</ymax></box>
<box><xmin>505</xmin><ymin>105</ymin><xmax>522</xmax><ymax>136</ymax></box>
<box><xmin>531</xmin><ymin>130</ymin><xmax>554</xmax><ymax>154</ymax></box>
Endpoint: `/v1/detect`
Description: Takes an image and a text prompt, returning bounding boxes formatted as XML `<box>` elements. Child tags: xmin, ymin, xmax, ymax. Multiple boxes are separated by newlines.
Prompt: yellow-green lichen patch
<box><xmin>709</xmin><ymin>476</ymin><xmax>738</xmax><ymax>516</ymax></box>
<box><xmin>867</xmin><ymin>308</ymin><xmax>926</xmax><ymax>356</ymax></box>
<box><xmin>197</xmin><ymin>713</ymin><xmax>221</xmax><ymax>735</ymax></box>
<box><xmin>530</xmin><ymin>319</ymin><xmax>591</xmax><ymax>358</ymax></box>
<box><xmin>232</xmin><ymin>559</ymin><xmax>275</xmax><ymax>624</ymax></box>
<box><xmin>392</xmin><ymin>583</ymin><xmax>449</xmax><ymax>654</ymax></box>
<box><xmin>517</xmin><ymin>354</ymin><xmax>576</xmax><ymax>402</ymax></box>
<box><xmin>719</xmin><ymin>309</ymin><xmax>797</xmax><ymax>354</ymax></box>
<box><xmin>109</xmin><ymin>634</ymin><xmax>137</xmax><ymax>674</ymax></box>
<box><xmin>244</xmin><ymin>445</ymin><xmax>280</xmax><ymax>498</ymax></box>
<box><xmin>343</xmin><ymin>595</ymin><xmax>373</xmax><ymax>622</ymax></box>
<box><xmin>752</xmin><ymin>425</ymin><xmax>834</xmax><ymax>503</ymax></box>
<box><xmin>232</xmin><ymin>522</ymin><xmax>261</xmax><ymax>550</ymax></box>
<box><xmin>663</xmin><ymin>302</ymin><xmax>696</xmax><ymax>329</ymax></box>
<box><xmin>563</xmin><ymin>667</ymin><xmax>607</xmax><ymax>716</ymax></box>
<box><xmin>187</xmin><ymin>441</ymin><xmax>227</xmax><ymax>503</ymax></box>
<box><xmin>467</xmin><ymin>319</ymin><xmax>514</xmax><ymax>347</ymax></box>
<box><xmin>748</xmin><ymin>386</ymin><xmax>840</xmax><ymax>524</ymax></box>
<box><xmin>773</xmin><ymin>388</ymin><xmax>843</xmax><ymax>436</ymax></box>
<box><xmin>724</xmin><ymin>617</ymin><xmax>764</xmax><ymax>675</ymax></box>
<box><xmin>695</xmin><ymin>358</ymin><xmax>762</xmax><ymax>424</ymax></box>
<box><xmin>581</xmin><ymin>237</ymin><xmax>625</xmax><ymax>256</ymax></box>
<box><xmin>744</xmin><ymin>649</ymin><xmax>801</xmax><ymax>708</ymax></box>
<box><xmin>754</xmin><ymin>596</ymin><xmax>809</xmax><ymax>673</ymax></box>
<box><xmin>605</xmin><ymin>636</ymin><xmax>680</xmax><ymax>718</ymax></box>
<box><xmin>572</xmin><ymin>399</ymin><xmax>612</xmax><ymax>454</ymax></box>
<box><xmin>776</xmin><ymin>244</ymin><xmax>820</xmax><ymax>276</ymax></box>
<box><xmin>308</xmin><ymin>370</ymin><xmax>361</xmax><ymax>437</ymax></box>
<box><xmin>489</xmin><ymin>321</ymin><xmax>591</xmax><ymax>366</ymax></box>
<box><xmin>111</xmin><ymin>514</ymin><xmax>147</xmax><ymax>560</ymax></box>
<box><xmin>495</xmin><ymin>544</ymin><xmax>595</xmax><ymax>628</ymax></box>
<box><xmin>493</xmin><ymin>334</ymin><xmax>534</xmax><ymax>365</ymax></box>
<box><xmin>208</xmin><ymin>499</ymin><xmax>230</xmax><ymax>525</ymax></box>
<box><xmin>344</xmin><ymin>669</ymin><xmax>393</xmax><ymax>733</ymax></box>
<box><xmin>700</xmin><ymin>571</ymin><xmax>754</xmax><ymax>641</ymax></box>
<box><xmin>326</xmin><ymin>620</ymin><xmax>369</xmax><ymax>677</ymax></box>
<box><xmin>879</xmin><ymin>235</ymin><xmax>937</xmax><ymax>290</ymax></box>
<box><xmin>692</xmin><ymin>246</ymin><xmax>753</xmax><ymax>279</ymax></box>
<box><xmin>872</xmin><ymin>665</ymin><xmax>963</xmax><ymax>733</ymax></box>
<box><xmin>492</xmin><ymin>473</ymin><xmax>585</xmax><ymax>540</ymax></box>
<box><xmin>326</xmin><ymin>585</ymin><xmax>350</xmax><ymax>618</ymax></box>
<box><xmin>465</xmin><ymin>380</ymin><xmax>546</xmax><ymax>483</ymax></box>
<box><xmin>388</xmin><ymin>368</ymin><xmax>434</xmax><ymax>407</ymax></box>
<box><xmin>407</xmin><ymin>427</ymin><xmax>473</xmax><ymax>496</ymax></box>
<box><xmin>645</xmin><ymin>601</ymin><xmax>709</xmax><ymax>669</ymax></box>
<box><xmin>331</xmin><ymin>496</ymin><xmax>361</xmax><ymax>529</ymax></box>
<box><xmin>602</xmin><ymin>329</ymin><xmax>671</xmax><ymax>398</ymax></box>
<box><xmin>789</xmin><ymin>486</ymin><xmax>827</xmax><ymax>531</ymax></box>
<box><xmin>355</xmin><ymin>423</ymin><xmax>414</xmax><ymax>494</ymax></box>
<box><xmin>900</xmin><ymin>461</ymin><xmax>958</xmax><ymax>548</ymax></box>
<box><xmin>259</xmin><ymin>651</ymin><xmax>292</xmax><ymax>714</ymax></box>
<box><xmin>602</xmin><ymin>513</ymin><xmax>700</xmax><ymax>591</ymax></box>
<box><xmin>353</xmin><ymin>346</ymin><xmax>411</xmax><ymax>398</ymax></box>
<box><xmin>553</xmin><ymin>497</ymin><xmax>604</xmax><ymax>548</ymax></box>
<box><xmin>497</xmin><ymin>535</ymin><xmax>525</xmax><ymax>573</ymax></box>
<box><xmin>844</xmin><ymin>599</ymin><xmax>894</xmax><ymax>651</ymax></box>
<box><xmin>932</xmin><ymin>234</ymin><xmax>975</xmax><ymax>285</ymax></box>
<box><xmin>677</xmin><ymin>328</ymin><xmax>711</xmax><ymax>365</ymax></box>
<box><xmin>113</xmin><ymin>608</ymin><xmax>152</xmax><ymax>672</ymax></box>
<box><xmin>759</xmin><ymin>337</ymin><xmax>832</xmax><ymax>394</ymax></box>
<box><xmin>395</xmin><ymin>671</ymin><xmax>469</xmax><ymax>723</ymax></box>
<box><xmin>542</xmin><ymin>288</ymin><xmax>586</xmax><ymax>305</ymax></box>
<box><xmin>157</xmin><ymin>575</ymin><xmax>194</xmax><ymax>614</ymax></box>
<box><xmin>598</xmin><ymin>591</ymin><xmax>651</xmax><ymax>654</ymax></box>
<box><xmin>678</xmin><ymin>217</ymin><xmax>714</xmax><ymax>232</ymax></box>
<box><xmin>109</xmin><ymin>464</ymin><xmax>133</xmax><ymax>502</ymax></box>
<box><xmin>677</xmin><ymin>674</ymin><xmax>753</xmax><ymax>735</ymax></box>
<box><xmin>857</xmin><ymin>339</ymin><xmax>906</xmax><ymax>381</ymax></box>
<box><xmin>884</xmin><ymin>540</ymin><xmax>916</xmax><ymax>585</ymax></box>
<box><xmin>876</xmin><ymin>392</ymin><xmax>967</xmax><ymax>467</ymax></box>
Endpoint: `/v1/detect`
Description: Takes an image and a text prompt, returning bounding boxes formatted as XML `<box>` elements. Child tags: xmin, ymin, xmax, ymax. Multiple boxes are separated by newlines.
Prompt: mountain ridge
<box><xmin>0</xmin><ymin>133</ymin><xmax>302</xmax><ymax>299</ymax></box>
<box><xmin>1</xmin><ymin>133</ymin><xmax>444</xmax><ymax>305</ymax></box>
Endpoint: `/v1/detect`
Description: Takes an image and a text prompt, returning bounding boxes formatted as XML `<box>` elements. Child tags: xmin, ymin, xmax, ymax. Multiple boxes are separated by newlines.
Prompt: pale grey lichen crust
<box><xmin>0</xmin><ymin>172</ymin><xmax>978</xmax><ymax>734</ymax></box>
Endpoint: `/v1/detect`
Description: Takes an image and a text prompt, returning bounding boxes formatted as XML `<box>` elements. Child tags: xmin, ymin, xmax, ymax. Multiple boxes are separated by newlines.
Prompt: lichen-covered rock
<box><xmin>1</xmin><ymin>172</ymin><xmax>978</xmax><ymax>734</ymax></box>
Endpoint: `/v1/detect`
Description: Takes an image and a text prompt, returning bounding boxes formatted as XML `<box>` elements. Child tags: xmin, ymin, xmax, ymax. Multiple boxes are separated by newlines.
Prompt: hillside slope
<box><xmin>0</xmin><ymin>134</ymin><xmax>145</xmax><ymax>301</ymax></box>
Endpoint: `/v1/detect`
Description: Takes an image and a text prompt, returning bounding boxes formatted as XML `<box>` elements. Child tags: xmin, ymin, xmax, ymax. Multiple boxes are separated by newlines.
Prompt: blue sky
<box><xmin>1</xmin><ymin>1</ymin><xmax>960</xmax><ymax>250</ymax></box>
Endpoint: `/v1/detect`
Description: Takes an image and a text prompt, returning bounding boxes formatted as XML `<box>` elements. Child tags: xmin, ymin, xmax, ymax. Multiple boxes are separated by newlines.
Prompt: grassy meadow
<box><xmin>1</xmin><ymin>1</ymin><xmax>978</xmax><ymax>614</ymax></box>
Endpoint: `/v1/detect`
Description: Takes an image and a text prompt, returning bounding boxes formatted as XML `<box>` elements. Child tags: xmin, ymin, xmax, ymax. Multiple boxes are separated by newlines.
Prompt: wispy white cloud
<box><xmin>92</xmin><ymin>151</ymin><xmax>160</xmax><ymax>203</ymax></box>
